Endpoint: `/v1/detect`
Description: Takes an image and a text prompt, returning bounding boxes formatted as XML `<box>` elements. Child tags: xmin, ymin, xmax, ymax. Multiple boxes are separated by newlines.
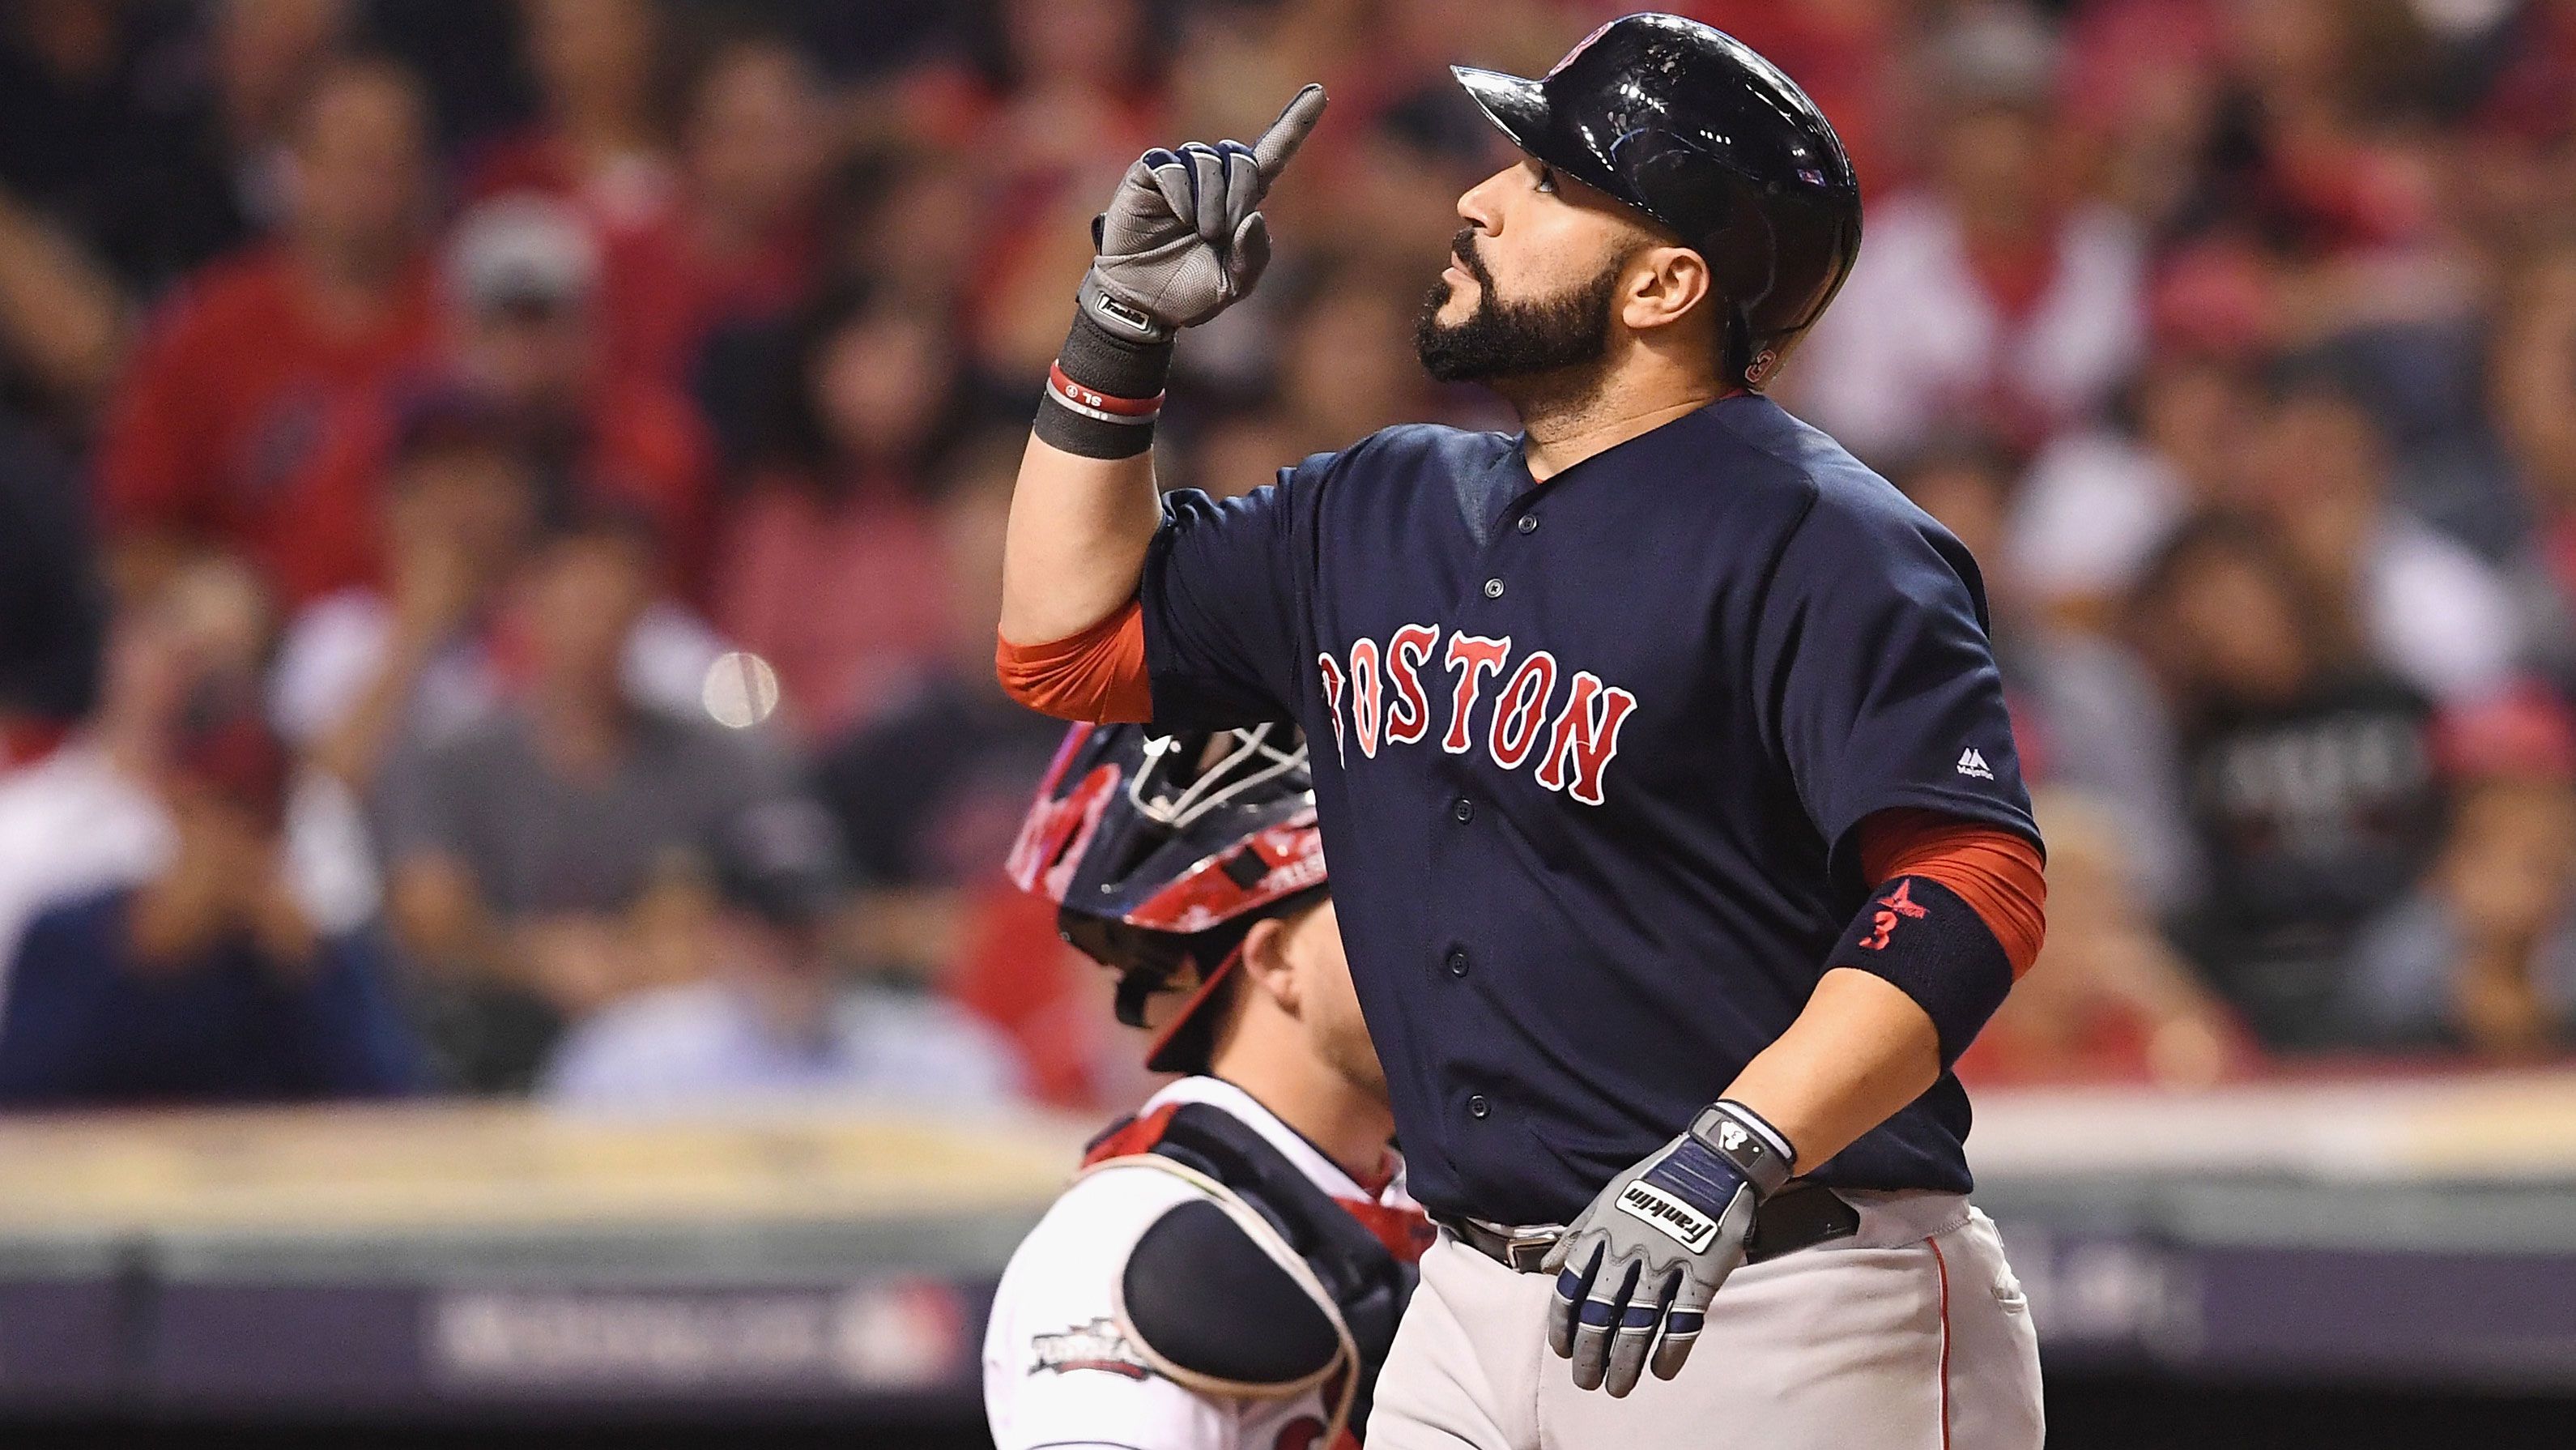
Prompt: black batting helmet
<box><xmin>1005</xmin><ymin>723</ymin><xmax>1325</xmax><ymax>1074</ymax></box>
<box><xmin>1450</xmin><ymin>12</ymin><xmax>1863</xmax><ymax>387</ymax></box>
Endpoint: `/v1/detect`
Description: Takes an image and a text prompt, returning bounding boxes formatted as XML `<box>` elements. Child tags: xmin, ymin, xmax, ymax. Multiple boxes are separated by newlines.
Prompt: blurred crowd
<box><xmin>0</xmin><ymin>0</ymin><xmax>2573</xmax><ymax>1116</ymax></box>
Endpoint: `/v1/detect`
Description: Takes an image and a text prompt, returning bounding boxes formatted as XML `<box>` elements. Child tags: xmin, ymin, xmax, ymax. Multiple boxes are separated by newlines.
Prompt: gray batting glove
<box><xmin>1541</xmin><ymin>1101</ymin><xmax>1795</xmax><ymax>1397</ymax></box>
<box><xmin>1077</xmin><ymin>84</ymin><xmax>1327</xmax><ymax>344</ymax></box>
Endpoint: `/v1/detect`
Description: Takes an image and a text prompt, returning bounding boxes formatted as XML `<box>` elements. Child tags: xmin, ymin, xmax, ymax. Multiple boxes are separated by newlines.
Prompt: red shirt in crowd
<box><xmin>93</xmin><ymin>246</ymin><xmax>439</xmax><ymax>586</ymax></box>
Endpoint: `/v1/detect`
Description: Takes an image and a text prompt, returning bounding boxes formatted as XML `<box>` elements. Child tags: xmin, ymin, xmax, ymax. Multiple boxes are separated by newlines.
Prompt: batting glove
<box><xmin>1076</xmin><ymin>84</ymin><xmax>1326</xmax><ymax>343</ymax></box>
<box><xmin>1541</xmin><ymin>1101</ymin><xmax>1795</xmax><ymax>1397</ymax></box>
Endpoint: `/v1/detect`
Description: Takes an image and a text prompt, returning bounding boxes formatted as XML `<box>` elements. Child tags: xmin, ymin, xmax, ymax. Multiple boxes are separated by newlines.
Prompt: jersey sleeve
<box><xmin>1135</xmin><ymin>464</ymin><xmax>1314</xmax><ymax>732</ymax></box>
<box><xmin>1756</xmin><ymin>489</ymin><xmax>2040</xmax><ymax>883</ymax></box>
<box><xmin>982</xmin><ymin>1166</ymin><xmax>1242</xmax><ymax>1450</ymax></box>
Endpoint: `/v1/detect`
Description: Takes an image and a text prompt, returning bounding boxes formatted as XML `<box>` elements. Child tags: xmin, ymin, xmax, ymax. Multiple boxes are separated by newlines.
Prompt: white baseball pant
<box><xmin>1367</xmin><ymin>1192</ymin><xmax>2042</xmax><ymax>1448</ymax></box>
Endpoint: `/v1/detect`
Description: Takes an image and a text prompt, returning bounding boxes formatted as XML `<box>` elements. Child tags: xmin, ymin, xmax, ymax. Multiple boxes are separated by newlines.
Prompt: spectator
<box><xmin>2128</xmin><ymin>514</ymin><xmax>2441</xmax><ymax>1048</ymax></box>
<box><xmin>282</xmin><ymin>194</ymin><xmax>717</xmax><ymax>602</ymax></box>
<box><xmin>0</xmin><ymin>559</ymin><xmax>232</xmax><ymax>994</ymax></box>
<box><xmin>542</xmin><ymin>790</ymin><xmax>1023</xmax><ymax>1108</ymax></box>
<box><xmin>0</xmin><ymin>697</ymin><xmax>419</xmax><ymax>1106</ymax></box>
<box><xmin>380</xmin><ymin>506</ymin><xmax>793</xmax><ymax>1090</ymax></box>
<box><xmin>267</xmin><ymin>392</ymin><xmax>540</xmax><ymax>795</ymax></box>
<box><xmin>92</xmin><ymin>52</ymin><xmax>438</xmax><ymax>603</ymax></box>
<box><xmin>709</xmin><ymin>282</ymin><xmax>965</xmax><ymax>739</ymax></box>
<box><xmin>2340</xmin><ymin>693</ymin><xmax>2576</xmax><ymax>1060</ymax></box>
<box><xmin>1789</xmin><ymin>9</ymin><xmax>2145</xmax><ymax>460</ymax></box>
<box><xmin>2244</xmin><ymin>370</ymin><xmax>2522</xmax><ymax>703</ymax></box>
<box><xmin>462</xmin><ymin>0</ymin><xmax>677</xmax><ymax>235</ymax></box>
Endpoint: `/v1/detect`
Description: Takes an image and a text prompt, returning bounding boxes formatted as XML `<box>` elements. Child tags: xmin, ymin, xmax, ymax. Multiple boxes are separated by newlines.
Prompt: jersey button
<box><xmin>1444</xmin><ymin>948</ymin><xmax>1470</xmax><ymax>978</ymax></box>
<box><xmin>1517</xmin><ymin>514</ymin><xmax>1539</xmax><ymax>534</ymax></box>
<box><xmin>1451</xmin><ymin>796</ymin><xmax>1475</xmax><ymax>823</ymax></box>
<box><xmin>1482</xmin><ymin>578</ymin><xmax>1505</xmax><ymax>599</ymax></box>
<box><xmin>1467</xmin><ymin>1094</ymin><xmax>1491</xmax><ymax>1119</ymax></box>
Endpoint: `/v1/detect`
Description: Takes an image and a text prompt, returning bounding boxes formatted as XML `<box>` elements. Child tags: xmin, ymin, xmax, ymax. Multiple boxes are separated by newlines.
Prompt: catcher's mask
<box><xmin>1005</xmin><ymin>722</ymin><xmax>1325</xmax><ymax>1073</ymax></box>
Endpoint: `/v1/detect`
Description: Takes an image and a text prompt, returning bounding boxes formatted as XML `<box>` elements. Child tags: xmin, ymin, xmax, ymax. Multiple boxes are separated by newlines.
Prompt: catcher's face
<box><xmin>1273</xmin><ymin>898</ymin><xmax>1387</xmax><ymax>1101</ymax></box>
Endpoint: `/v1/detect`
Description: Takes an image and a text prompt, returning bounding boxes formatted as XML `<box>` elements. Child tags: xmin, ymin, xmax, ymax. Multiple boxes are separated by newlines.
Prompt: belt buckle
<box><xmin>1501</xmin><ymin>1230</ymin><xmax>1560</xmax><ymax>1273</ymax></box>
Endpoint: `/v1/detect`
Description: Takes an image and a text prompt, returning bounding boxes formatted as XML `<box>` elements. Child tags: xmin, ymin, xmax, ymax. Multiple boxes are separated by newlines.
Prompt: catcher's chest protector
<box><xmin>1084</xmin><ymin>1102</ymin><xmax>1429</xmax><ymax>1439</ymax></box>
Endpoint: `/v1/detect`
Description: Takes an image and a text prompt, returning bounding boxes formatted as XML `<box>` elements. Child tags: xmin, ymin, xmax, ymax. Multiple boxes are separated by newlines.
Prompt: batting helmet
<box><xmin>1005</xmin><ymin>723</ymin><xmax>1325</xmax><ymax>1073</ymax></box>
<box><xmin>1450</xmin><ymin>12</ymin><xmax>1863</xmax><ymax>387</ymax></box>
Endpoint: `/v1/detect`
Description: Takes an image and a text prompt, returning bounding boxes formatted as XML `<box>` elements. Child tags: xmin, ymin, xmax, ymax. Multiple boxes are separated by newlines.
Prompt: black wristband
<box><xmin>1033</xmin><ymin>304</ymin><xmax>1177</xmax><ymax>460</ymax></box>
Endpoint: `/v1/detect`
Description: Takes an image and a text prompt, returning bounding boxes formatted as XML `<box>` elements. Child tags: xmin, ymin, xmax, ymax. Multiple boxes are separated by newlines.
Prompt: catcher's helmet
<box><xmin>1005</xmin><ymin>723</ymin><xmax>1325</xmax><ymax>1073</ymax></box>
<box><xmin>1450</xmin><ymin>12</ymin><xmax>1862</xmax><ymax>386</ymax></box>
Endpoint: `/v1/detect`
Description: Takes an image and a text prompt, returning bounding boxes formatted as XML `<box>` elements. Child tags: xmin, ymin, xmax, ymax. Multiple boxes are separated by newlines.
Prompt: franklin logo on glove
<box><xmin>1617</xmin><ymin>1182</ymin><xmax>1719</xmax><ymax>1252</ymax></box>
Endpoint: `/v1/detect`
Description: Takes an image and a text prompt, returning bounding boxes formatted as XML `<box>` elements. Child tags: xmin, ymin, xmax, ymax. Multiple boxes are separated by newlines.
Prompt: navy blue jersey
<box><xmin>1137</xmin><ymin>394</ymin><xmax>2037</xmax><ymax>1226</ymax></box>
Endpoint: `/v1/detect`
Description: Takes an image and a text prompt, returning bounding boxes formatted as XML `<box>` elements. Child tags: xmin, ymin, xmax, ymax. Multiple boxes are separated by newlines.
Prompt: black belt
<box><xmin>1437</xmin><ymin>1183</ymin><xmax>1863</xmax><ymax>1274</ymax></box>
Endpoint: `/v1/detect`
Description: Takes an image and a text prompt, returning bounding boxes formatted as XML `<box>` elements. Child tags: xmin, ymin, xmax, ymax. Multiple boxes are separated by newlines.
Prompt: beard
<box><xmin>1414</xmin><ymin>228</ymin><xmax>1629</xmax><ymax>386</ymax></box>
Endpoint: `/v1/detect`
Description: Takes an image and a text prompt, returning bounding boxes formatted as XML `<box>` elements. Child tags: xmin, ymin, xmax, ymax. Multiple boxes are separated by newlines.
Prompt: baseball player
<box><xmin>985</xmin><ymin>723</ymin><xmax>1432</xmax><ymax>1450</ymax></box>
<box><xmin>994</xmin><ymin>14</ymin><xmax>2046</xmax><ymax>1447</ymax></box>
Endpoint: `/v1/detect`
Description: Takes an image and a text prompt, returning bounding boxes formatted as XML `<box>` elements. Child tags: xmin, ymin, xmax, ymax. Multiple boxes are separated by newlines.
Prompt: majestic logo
<box><xmin>1617</xmin><ymin>1181</ymin><xmax>1719</xmax><ymax>1253</ymax></box>
<box><xmin>1028</xmin><ymin>1317</ymin><xmax>1153</xmax><ymax>1380</ymax></box>
<box><xmin>1318</xmin><ymin>625</ymin><xmax>1639</xmax><ymax>806</ymax></box>
<box><xmin>1859</xmin><ymin>879</ymin><xmax>1931</xmax><ymax>952</ymax></box>
<box><xmin>1956</xmin><ymin>747</ymin><xmax>1995</xmax><ymax>781</ymax></box>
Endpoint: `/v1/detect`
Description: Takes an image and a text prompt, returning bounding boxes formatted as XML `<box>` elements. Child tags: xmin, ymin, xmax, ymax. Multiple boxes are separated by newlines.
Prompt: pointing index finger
<box><xmin>1250</xmin><ymin>83</ymin><xmax>1328</xmax><ymax>180</ymax></box>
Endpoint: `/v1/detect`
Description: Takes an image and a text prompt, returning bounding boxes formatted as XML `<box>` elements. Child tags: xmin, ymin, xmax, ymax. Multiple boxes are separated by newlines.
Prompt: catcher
<box><xmin>983</xmin><ymin>723</ymin><xmax>1431</xmax><ymax>1449</ymax></box>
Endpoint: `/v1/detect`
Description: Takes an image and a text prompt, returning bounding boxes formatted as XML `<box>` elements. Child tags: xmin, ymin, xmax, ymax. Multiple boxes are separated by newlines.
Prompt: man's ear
<box><xmin>1620</xmin><ymin>245</ymin><xmax>1714</xmax><ymax>338</ymax></box>
<box><xmin>1237</xmin><ymin>916</ymin><xmax>1301</xmax><ymax>1015</ymax></box>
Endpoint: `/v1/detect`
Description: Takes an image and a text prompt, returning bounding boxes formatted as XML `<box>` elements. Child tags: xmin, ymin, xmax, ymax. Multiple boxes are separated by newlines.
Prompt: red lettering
<box><xmin>1350</xmin><ymin>638</ymin><xmax>1383</xmax><ymax>759</ymax></box>
<box><xmin>1384</xmin><ymin>624</ymin><xmax>1440</xmax><ymax>745</ymax></box>
<box><xmin>1533</xmin><ymin>670</ymin><xmax>1640</xmax><ymax>805</ymax></box>
<box><xmin>1315</xmin><ymin>651</ymin><xmax>1347</xmax><ymax>766</ymax></box>
<box><xmin>1487</xmin><ymin>650</ymin><xmax>1558</xmax><ymax>769</ymax></box>
<box><xmin>1441</xmin><ymin>633</ymin><xmax>1511</xmax><ymax>754</ymax></box>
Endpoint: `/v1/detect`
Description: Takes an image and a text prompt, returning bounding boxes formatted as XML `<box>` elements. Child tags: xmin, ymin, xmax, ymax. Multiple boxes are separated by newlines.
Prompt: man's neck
<box><xmin>1208</xmin><ymin>1047</ymin><xmax>1396</xmax><ymax>1188</ymax></box>
<box><xmin>1507</xmin><ymin>367</ymin><xmax>1727</xmax><ymax>483</ymax></box>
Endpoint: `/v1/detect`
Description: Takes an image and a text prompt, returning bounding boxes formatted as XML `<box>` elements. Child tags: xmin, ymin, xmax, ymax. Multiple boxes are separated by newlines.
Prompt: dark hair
<box><xmin>760</xmin><ymin>275</ymin><xmax>973</xmax><ymax>487</ymax></box>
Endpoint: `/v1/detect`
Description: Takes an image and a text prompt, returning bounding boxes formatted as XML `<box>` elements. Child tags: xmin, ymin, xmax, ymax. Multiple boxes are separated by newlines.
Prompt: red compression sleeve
<box><xmin>995</xmin><ymin>601</ymin><xmax>1154</xmax><ymax>723</ymax></box>
<box><xmin>1856</xmin><ymin>808</ymin><xmax>2047</xmax><ymax>979</ymax></box>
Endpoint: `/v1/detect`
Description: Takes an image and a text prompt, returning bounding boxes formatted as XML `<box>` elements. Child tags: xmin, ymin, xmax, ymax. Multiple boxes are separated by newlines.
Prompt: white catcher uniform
<box><xmin>984</xmin><ymin>1076</ymin><xmax>1431</xmax><ymax>1450</ymax></box>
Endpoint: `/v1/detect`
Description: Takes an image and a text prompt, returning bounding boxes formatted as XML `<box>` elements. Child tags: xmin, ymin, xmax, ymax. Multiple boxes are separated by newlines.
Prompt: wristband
<box><xmin>1033</xmin><ymin>301</ymin><xmax>1177</xmax><ymax>459</ymax></box>
<box><xmin>1824</xmin><ymin>873</ymin><xmax>2016</xmax><ymax>1069</ymax></box>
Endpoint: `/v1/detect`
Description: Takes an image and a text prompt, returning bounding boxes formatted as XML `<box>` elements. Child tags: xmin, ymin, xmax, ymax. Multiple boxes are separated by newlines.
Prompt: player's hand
<box><xmin>1539</xmin><ymin>1101</ymin><xmax>1792</xmax><ymax>1397</ymax></box>
<box><xmin>1078</xmin><ymin>83</ymin><xmax>1326</xmax><ymax>343</ymax></box>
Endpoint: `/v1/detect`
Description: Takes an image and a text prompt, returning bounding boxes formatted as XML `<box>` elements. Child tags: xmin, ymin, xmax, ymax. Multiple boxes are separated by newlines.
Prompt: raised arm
<box><xmin>998</xmin><ymin>85</ymin><xmax>1326</xmax><ymax>650</ymax></box>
